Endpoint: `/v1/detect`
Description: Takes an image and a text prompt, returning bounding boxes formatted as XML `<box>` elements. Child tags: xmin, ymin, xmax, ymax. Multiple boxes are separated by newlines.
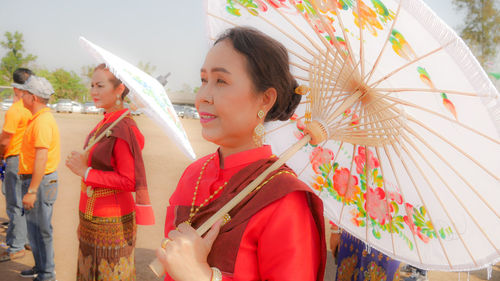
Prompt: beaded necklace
<box><xmin>187</xmin><ymin>155</ymin><xmax>228</xmax><ymax>224</ymax></box>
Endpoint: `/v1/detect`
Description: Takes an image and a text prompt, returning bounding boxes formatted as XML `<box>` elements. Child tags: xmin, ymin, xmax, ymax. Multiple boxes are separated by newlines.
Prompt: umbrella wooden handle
<box><xmin>195</xmin><ymin>134</ymin><xmax>311</xmax><ymax>235</ymax></box>
<box><xmin>148</xmin><ymin>135</ymin><xmax>311</xmax><ymax>278</ymax></box>
<box><xmin>84</xmin><ymin>109</ymin><xmax>130</xmax><ymax>152</ymax></box>
<box><xmin>149</xmin><ymin>258</ymin><xmax>165</xmax><ymax>278</ymax></box>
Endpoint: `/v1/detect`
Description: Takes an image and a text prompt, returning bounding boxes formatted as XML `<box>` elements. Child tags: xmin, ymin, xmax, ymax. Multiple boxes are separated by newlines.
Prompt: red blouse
<box><xmin>79</xmin><ymin>109</ymin><xmax>144</xmax><ymax>217</ymax></box>
<box><xmin>165</xmin><ymin>146</ymin><xmax>321</xmax><ymax>280</ymax></box>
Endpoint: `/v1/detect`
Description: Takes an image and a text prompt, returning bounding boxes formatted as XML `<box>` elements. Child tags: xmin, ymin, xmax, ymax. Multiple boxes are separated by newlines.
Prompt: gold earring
<box><xmin>253</xmin><ymin>110</ymin><xmax>265</xmax><ymax>147</ymax></box>
<box><xmin>116</xmin><ymin>95</ymin><xmax>121</xmax><ymax>105</ymax></box>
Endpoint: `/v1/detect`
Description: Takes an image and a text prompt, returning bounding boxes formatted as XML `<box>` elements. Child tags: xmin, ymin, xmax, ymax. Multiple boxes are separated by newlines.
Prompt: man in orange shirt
<box><xmin>15</xmin><ymin>75</ymin><xmax>60</xmax><ymax>281</ymax></box>
<box><xmin>0</xmin><ymin>68</ymin><xmax>33</xmax><ymax>262</ymax></box>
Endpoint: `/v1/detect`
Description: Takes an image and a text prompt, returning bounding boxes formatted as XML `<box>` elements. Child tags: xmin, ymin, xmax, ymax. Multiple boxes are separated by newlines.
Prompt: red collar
<box><xmin>102</xmin><ymin>108</ymin><xmax>129</xmax><ymax>124</ymax></box>
<box><xmin>215</xmin><ymin>145</ymin><xmax>273</xmax><ymax>170</ymax></box>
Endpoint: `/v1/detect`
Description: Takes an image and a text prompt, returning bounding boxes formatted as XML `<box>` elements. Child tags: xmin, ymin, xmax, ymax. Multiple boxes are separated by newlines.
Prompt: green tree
<box><xmin>37</xmin><ymin>68</ymin><xmax>88</xmax><ymax>102</ymax></box>
<box><xmin>0</xmin><ymin>31</ymin><xmax>37</xmax><ymax>84</ymax></box>
<box><xmin>81</xmin><ymin>64</ymin><xmax>96</xmax><ymax>81</ymax></box>
<box><xmin>453</xmin><ymin>0</ymin><xmax>500</xmax><ymax>66</ymax></box>
<box><xmin>137</xmin><ymin>61</ymin><xmax>157</xmax><ymax>75</ymax></box>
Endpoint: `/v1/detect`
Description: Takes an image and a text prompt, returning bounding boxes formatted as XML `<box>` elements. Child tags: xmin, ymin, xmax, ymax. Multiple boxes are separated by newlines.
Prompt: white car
<box><xmin>82</xmin><ymin>102</ymin><xmax>102</xmax><ymax>114</ymax></box>
<box><xmin>1</xmin><ymin>99</ymin><xmax>13</xmax><ymax>111</ymax></box>
<box><xmin>72</xmin><ymin>101</ymin><xmax>83</xmax><ymax>113</ymax></box>
<box><xmin>55</xmin><ymin>99</ymin><xmax>73</xmax><ymax>113</ymax></box>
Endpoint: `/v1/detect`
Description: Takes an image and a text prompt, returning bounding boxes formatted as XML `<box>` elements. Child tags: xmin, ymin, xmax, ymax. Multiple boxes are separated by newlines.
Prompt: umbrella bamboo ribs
<box><xmin>165</xmin><ymin>0</ymin><xmax>500</xmax><ymax>274</ymax></box>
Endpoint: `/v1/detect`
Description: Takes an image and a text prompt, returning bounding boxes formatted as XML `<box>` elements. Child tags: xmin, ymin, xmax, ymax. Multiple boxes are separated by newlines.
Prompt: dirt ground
<box><xmin>0</xmin><ymin>113</ymin><xmax>498</xmax><ymax>281</ymax></box>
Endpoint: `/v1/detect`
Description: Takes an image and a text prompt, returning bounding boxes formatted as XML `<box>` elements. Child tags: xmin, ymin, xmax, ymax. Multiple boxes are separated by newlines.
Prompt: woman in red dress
<box><xmin>157</xmin><ymin>27</ymin><xmax>326</xmax><ymax>281</ymax></box>
<box><xmin>66</xmin><ymin>64</ymin><xmax>154</xmax><ymax>280</ymax></box>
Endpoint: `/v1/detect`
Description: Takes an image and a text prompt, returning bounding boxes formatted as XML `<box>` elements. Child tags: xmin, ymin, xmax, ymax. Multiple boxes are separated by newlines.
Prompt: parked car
<box><xmin>82</xmin><ymin>102</ymin><xmax>101</xmax><ymax>114</ymax></box>
<box><xmin>55</xmin><ymin>99</ymin><xmax>73</xmax><ymax>113</ymax></box>
<box><xmin>184</xmin><ymin>107</ymin><xmax>200</xmax><ymax>119</ymax></box>
<box><xmin>124</xmin><ymin>102</ymin><xmax>142</xmax><ymax>116</ymax></box>
<box><xmin>173</xmin><ymin>104</ymin><xmax>185</xmax><ymax>118</ymax></box>
<box><xmin>72</xmin><ymin>101</ymin><xmax>83</xmax><ymax>113</ymax></box>
<box><xmin>1</xmin><ymin>98</ymin><xmax>13</xmax><ymax>111</ymax></box>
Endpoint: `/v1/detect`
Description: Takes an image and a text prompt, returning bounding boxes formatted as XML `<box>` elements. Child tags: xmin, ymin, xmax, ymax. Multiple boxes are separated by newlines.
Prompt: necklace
<box><xmin>187</xmin><ymin>155</ymin><xmax>228</xmax><ymax>224</ymax></box>
<box><xmin>88</xmin><ymin>110</ymin><xmax>120</xmax><ymax>146</ymax></box>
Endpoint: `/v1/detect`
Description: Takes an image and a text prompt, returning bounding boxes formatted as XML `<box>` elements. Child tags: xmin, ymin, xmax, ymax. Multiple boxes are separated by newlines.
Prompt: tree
<box><xmin>37</xmin><ymin>68</ymin><xmax>88</xmax><ymax>102</ymax></box>
<box><xmin>453</xmin><ymin>0</ymin><xmax>500</xmax><ymax>66</ymax></box>
<box><xmin>0</xmin><ymin>31</ymin><xmax>37</xmax><ymax>84</ymax></box>
<box><xmin>80</xmin><ymin>64</ymin><xmax>96</xmax><ymax>82</ymax></box>
<box><xmin>137</xmin><ymin>61</ymin><xmax>157</xmax><ymax>75</ymax></box>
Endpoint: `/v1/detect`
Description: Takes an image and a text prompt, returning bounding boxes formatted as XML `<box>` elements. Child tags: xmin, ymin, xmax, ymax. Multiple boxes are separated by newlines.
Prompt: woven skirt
<box><xmin>77</xmin><ymin>211</ymin><xmax>137</xmax><ymax>281</ymax></box>
<box><xmin>335</xmin><ymin>232</ymin><xmax>400</xmax><ymax>281</ymax></box>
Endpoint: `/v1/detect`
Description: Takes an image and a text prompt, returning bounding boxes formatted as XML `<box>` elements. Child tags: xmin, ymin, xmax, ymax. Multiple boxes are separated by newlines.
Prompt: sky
<box><xmin>0</xmin><ymin>0</ymin><xmax>467</xmax><ymax>91</ymax></box>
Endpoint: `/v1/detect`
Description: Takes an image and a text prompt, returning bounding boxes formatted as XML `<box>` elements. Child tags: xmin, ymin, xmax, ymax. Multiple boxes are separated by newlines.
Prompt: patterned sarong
<box><xmin>77</xmin><ymin>211</ymin><xmax>136</xmax><ymax>281</ymax></box>
<box><xmin>336</xmin><ymin>232</ymin><xmax>400</xmax><ymax>281</ymax></box>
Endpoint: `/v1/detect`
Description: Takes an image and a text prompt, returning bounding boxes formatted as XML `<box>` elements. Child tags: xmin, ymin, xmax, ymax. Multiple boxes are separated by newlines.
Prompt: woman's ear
<box><xmin>261</xmin><ymin>87</ymin><xmax>277</xmax><ymax>113</ymax></box>
<box><xmin>115</xmin><ymin>83</ymin><xmax>126</xmax><ymax>97</ymax></box>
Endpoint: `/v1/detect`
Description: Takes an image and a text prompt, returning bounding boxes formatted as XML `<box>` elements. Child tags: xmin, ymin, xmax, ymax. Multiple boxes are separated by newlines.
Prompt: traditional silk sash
<box><xmin>174</xmin><ymin>157</ymin><xmax>326</xmax><ymax>280</ymax></box>
<box><xmin>83</xmin><ymin>116</ymin><xmax>150</xmax><ymax>207</ymax></box>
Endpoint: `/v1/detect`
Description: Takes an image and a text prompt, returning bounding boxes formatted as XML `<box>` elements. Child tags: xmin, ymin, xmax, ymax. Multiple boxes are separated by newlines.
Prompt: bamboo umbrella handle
<box><xmin>149</xmin><ymin>135</ymin><xmax>311</xmax><ymax>278</ymax></box>
<box><xmin>195</xmin><ymin>135</ymin><xmax>311</xmax><ymax>235</ymax></box>
<box><xmin>84</xmin><ymin>109</ymin><xmax>131</xmax><ymax>152</ymax></box>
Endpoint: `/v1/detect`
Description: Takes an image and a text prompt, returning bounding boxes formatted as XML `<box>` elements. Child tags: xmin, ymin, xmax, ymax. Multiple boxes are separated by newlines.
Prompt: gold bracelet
<box><xmin>211</xmin><ymin>267</ymin><xmax>222</xmax><ymax>281</ymax></box>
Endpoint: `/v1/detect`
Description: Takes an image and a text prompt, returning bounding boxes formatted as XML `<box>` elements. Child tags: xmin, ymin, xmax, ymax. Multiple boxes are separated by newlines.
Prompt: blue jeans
<box><xmin>3</xmin><ymin>155</ymin><xmax>28</xmax><ymax>253</ymax></box>
<box><xmin>22</xmin><ymin>172</ymin><xmax>58</xmax><ymax>280</ymax></box>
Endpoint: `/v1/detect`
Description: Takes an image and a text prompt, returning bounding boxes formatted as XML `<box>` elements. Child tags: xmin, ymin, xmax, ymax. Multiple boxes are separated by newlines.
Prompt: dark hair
<box><xmin>94</xmin><ymin>63</ymin><xmax>129</xmax><ymax>99</ymax></box>
<box><xmin>214</xmin><ymin>27</ymin><xmax>300</xmax><ymax>122</ymax></box>
<box><xmin>13</xmin><ymin>68</ymin><xmax>34</xmax><ymax>84</ymax></box>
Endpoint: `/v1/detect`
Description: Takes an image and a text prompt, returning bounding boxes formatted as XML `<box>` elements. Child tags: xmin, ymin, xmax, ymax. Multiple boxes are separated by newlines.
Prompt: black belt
<box><xmin>20</xmin><ymin>172</ymin><xmax>55</xmax><ymax>180</ymax></box>
<box><xmin>19</xmin><ymin>174</ymin><xmax>32</xmax><ymax>180</ymax></box>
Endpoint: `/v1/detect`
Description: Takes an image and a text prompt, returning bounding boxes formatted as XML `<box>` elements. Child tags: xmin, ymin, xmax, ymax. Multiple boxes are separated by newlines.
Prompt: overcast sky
<box><xmin>0</xmin><ymin>0</ymin><xmax>466</xmax><ymax>90</ymax></box>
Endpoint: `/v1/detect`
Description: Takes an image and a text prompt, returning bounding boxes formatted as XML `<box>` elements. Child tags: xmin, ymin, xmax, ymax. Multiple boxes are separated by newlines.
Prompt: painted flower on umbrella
<box><xmin>364</xmin><ymin>186</ymin><xmax>392</xmax><ymax>225</ymax></box>
<box><xmin>343</xmin><ymin>108</ymin><xmax>360</xmax><ymax>125</ymax></box>
<box><xmin>333</xmin><ymin>167</ymin><xmax>360</xmax><ymax>203</ymax></box>
<box><xmin>388</xmin><ymin>191</ymin><xmax>403</xmax><ymax>204</ymax></box>
<box><xmin>354</xmin><ymin>146</ymin><xmax>380</xmax><ymax>174</ymax></box>
<box><xmin>293</xmin><ymin>117</ymin><xmax>306</xmax><ymax>140</ymax></box>
<box><xmin>403</xmin><ymin>203</ymin><xmax>430</xmax><ymax>243</ymax></box>
<box><xmin>350</xmin><ymin>208</ymin><xmax>365</xmax><ymax>227</ymax></box>
<box><xmin>310</xmin><ymin>146</ymin><xmax>334</xmax><ymax>173</ymax></box>
<box><xmin>312</xmin><ymin>174</ymin><xmax>326</xmax><ymax>191</ymax></box>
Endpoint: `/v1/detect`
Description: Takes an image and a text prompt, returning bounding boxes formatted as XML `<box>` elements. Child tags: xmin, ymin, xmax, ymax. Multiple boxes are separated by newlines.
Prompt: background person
<box><xmin>66</xmin><ymin>63</ymin><xmax>154</xmax><ymax>281</ymax></box>
<box><xmin>333</xmin><ymin>231</ymin><xmax>401</xmax><ymax>281</ymax></box>
<box><xmin>17</xmin><ymin>75</ymin><xmax>60</xmax><ymax>281</ymax></box>
<box><xmin>0</xmin><ymin>68</ymin><xmax>33</xmax><ymax>262</ymax></box>
<box><xmin>157</xmin><ymin>27</ymin><xmax>326</xmax><ymax>281</ymax></box>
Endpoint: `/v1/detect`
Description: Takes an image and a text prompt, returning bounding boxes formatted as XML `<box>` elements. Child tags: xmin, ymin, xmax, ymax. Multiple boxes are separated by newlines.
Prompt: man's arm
<box><xmin>0</xmin><ymin>130</ymin><xmax>13</xmax><ymax>158</ymax></box>
<box><xmin>22</xmin><ymin>148</ymin><xmax>48</xmax><ymax>210</ymax></box>
<box><xmin>28</xmin><ymin>147</ymin><xmax>48</xmax><ymax>192</ymax></box>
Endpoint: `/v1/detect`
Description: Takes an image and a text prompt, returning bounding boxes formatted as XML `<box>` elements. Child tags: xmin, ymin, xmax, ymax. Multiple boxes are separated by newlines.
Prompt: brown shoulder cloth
<box><xmin>174</xmin><ymin>157</ymin><xmax>326</xmax><ymax>280</ymax></box>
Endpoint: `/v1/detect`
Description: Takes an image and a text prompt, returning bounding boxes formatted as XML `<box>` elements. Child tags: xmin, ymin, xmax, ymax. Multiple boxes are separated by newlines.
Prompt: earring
<box><xmin>116</xmin><ymin>95</ymin><xmax>121</xmax><ymax>105</ymax></box>
<box><xmin>253</xmin><ymin>110</ymin><xmax>265</xmax><ymax>147</ymax></box>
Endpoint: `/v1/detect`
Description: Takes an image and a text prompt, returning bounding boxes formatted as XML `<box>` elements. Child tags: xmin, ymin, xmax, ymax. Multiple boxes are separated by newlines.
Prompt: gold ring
<box><xmin>161</xmin><ymin>238</ymin><xmax>171</xmax><ymax>249</ymax></box>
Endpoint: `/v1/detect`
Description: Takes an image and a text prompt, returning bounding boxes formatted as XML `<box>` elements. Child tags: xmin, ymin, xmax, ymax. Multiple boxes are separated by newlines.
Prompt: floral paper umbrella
<box><xmin>206</xmin><ymin>0</ymin><xmax>500</xmax><ymax>271</ymax></box>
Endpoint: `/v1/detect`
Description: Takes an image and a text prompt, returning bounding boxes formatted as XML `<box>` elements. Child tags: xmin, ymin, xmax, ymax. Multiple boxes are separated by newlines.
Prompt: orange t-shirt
<box><xmin>2</xmin><ymin>100</ymin><xmax>32</xmax><ymax>158</ymax></box>
<box><xmin>19</xmin><ymin>107</ymin><xmax>60</xmax><ymax>175</ymax></box>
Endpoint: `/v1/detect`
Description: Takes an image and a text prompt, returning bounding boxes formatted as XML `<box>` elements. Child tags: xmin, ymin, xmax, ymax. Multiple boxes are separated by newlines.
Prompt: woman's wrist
<box><xmin>83</xmin><ymin>166</ymin><xmax>92</xmax><ymax>180</ymax></box>
<box><xmin>331</xmin><ymin>226</ymin><xmax>342</xmax><ymax>234</ymax></box>
<box><xmin>210</xmin><ymin>267</ymin><xmax>222</xmax><ymax>281</ymax></box>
